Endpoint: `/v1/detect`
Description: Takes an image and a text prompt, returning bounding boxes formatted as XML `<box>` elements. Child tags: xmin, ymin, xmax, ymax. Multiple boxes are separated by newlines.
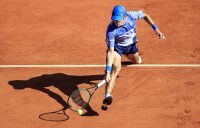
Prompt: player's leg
<box><xmin>102</xmin><ymin>51</ymin><xmax>121</xmax><ymax>110</ymax></box>
<box><xmin>106</xmin><ymin>51</ymin><xmax>121</xmax><ymax>95</ymax></box>
<box><xmin>126</xmin><ymin>52</ymin><xmax>142</xmax><ymax>64</ymax></box>
<box><xmin>125</xmin><ymin>42</ymin><xmax>142</xmax><ymax>64</ymax></box>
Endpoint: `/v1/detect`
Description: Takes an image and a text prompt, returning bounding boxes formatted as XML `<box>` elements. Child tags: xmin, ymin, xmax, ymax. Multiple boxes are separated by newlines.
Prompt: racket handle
<box><xmin>97</xmin><ymin>80</ymin><xmax>106</xmax><ymax>88</ymax></box>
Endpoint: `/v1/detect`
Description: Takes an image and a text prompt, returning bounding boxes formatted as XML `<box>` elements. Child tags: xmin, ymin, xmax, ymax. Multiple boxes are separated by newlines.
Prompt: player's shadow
<box><xmin>8</xmin><ymin>73</ymin><xmax>104</xmax><ymax>116</ymax></box>
<box><xmin>121</xmin><ymin>61</ymin><xmax>133</xmax><ymax>65</ymax></box>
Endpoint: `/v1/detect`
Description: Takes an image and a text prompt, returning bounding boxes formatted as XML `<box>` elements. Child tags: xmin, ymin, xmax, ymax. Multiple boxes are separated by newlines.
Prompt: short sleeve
<box><xmin>127</xmin><ymin>10</ymin><xmax>145</xmax><ymax>20</ymax></box>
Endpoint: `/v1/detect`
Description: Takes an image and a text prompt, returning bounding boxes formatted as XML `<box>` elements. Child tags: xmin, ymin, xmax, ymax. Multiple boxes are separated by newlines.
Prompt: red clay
<box><xmin>0</xmin><ymin>0</ymin><xmax>200</xmax><ymax>128</ymax></box>
<box><xmin>1</xmin><ymin>68</ymin><xmax>200</xmax><ymax>128</ymax></box>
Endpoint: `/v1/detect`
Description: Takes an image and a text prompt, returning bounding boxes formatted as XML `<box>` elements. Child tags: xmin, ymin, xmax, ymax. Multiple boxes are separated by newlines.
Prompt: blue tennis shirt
<box><xmin>106</xmin><ymin>11</ymin><xmax>145</xmax><ymax>48</ymax></box>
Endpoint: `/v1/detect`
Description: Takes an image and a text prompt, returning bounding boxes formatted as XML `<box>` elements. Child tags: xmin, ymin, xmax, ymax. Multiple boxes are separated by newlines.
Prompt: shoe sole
<box><xmin>101</xmin><ymin>103</ymin><xmax>109</xmax><ymax>110</ymax></box>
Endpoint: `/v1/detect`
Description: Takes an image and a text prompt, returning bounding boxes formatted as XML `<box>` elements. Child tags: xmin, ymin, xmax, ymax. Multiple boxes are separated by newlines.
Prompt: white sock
<box><xmin>106</xmin><ymin>93</ymin><xmax>112</xmax><ymax>98</ymax></box>
<box><xmin>138</xmin><ymin>56</ymin><xmax>142</xmax><ymax>64</ymax></box>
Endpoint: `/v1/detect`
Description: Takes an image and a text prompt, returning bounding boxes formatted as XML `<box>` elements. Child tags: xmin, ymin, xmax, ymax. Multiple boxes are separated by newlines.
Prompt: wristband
<box><xmin>106</xmin><ymin>65</ymin><xmax>112</xmax><ymax>73</ymax></box>
<box><xmin>152</xmin><ymin>24</ymin><xmax>158</xmax><ymax>31</ymax></box>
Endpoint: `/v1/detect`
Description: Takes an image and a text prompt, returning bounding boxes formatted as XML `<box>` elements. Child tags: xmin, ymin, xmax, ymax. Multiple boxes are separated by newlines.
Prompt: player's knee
<box><xmin>116</xmin><ymin>66</ymin><xmax>121</xmax><ymax>72</ymax></box>
<box><xmin>112</xmin><ymin>65</ymin><xmax>121</xmax><ymax>72</ymax></box>
<box><xmin>114</xmin><ymin>65</ymin><xmax>121</xmax><ymax>74</ymax></box>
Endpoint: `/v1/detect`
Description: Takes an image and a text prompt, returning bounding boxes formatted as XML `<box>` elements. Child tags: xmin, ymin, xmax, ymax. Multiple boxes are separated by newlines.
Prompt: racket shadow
<box><xmin>8</xmin><ymin>73</ymin><xmax>104</xmax><ymax>117</ymax></box>
<box><xmin>39</xmin><ymin>108</ymin><xmax>69</xmax><ymax>122</ymax></box>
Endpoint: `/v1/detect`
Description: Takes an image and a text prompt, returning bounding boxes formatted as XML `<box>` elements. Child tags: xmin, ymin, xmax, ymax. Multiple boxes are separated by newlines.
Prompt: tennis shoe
<box><xmin>101</xmin><ymin>95</ymin><xmax>113</xmax><ymax>111</ymax></box>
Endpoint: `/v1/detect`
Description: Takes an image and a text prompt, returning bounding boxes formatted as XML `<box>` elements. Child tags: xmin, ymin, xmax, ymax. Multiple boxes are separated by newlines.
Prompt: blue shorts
<box><xmin>114</xmin><ymin>42</ymin><xmax>138</xmax><ymax>56</ymax></box>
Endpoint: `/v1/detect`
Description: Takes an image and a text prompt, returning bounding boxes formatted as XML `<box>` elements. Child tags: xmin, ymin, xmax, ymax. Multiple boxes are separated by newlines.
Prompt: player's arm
<box><xmin>105</xmin><ymin>32</ymin><xmax>115</xmax><ymax>82</ymax></box>
<box><xmin>105</xmin><ymin>47</ymin><xmax>114</xmax><ymax>82</ymax></box>
<box><xmin>106</xmin><ymin>47</ymin><xmax>114</xmax><ymax>70</ymax></box>
<box><xmin>143</xmin><ymin>12</ymin><xmax>166</xmax><ymax>39</ymax></box>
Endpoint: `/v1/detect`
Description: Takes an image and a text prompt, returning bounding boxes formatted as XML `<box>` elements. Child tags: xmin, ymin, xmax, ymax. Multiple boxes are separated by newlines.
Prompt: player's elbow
<box><xmin>107</xmin><ymin>47</ymin><xmax>114</xmax><ymax>53</ymax></box>
<box><xmin>143</xmin><ymin>12</ymin><xmax>149</xmax><ymax>18</ymax></box>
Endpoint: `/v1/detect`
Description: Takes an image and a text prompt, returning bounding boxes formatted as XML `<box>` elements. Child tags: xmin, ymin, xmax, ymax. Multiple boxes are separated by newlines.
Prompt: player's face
<box><xmin>114</xmin><ymin>17</ymin><xmax>126</xmax><ymax>27</ymax></box>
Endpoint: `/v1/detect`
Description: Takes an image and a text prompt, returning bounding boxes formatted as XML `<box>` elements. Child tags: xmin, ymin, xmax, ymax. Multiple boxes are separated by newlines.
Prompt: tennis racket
<box><xmin>67</xmin><ymin>80</ymin><xmax>106</xmax><ymax>112</ymax></box>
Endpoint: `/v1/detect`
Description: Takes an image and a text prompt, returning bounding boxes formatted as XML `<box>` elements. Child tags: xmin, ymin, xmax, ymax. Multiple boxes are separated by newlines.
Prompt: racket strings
<box><xmin>68</xmin><ymin>89</ymin><xmax>90</xmax><ymax>111</ymax></box>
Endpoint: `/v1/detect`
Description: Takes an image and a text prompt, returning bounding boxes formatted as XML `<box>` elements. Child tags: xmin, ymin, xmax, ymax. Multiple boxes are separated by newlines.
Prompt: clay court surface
<box><xmin>0</xmin><ymin>0</ymin><xmax>200</xmax><ymax>128</ymax></box>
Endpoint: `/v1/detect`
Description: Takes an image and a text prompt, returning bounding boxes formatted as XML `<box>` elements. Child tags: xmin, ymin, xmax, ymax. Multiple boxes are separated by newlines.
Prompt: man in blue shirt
<box><xmin>102</xmin><ymin>5</ymin><xmax>165</xmax><ymax>110</ymax></box>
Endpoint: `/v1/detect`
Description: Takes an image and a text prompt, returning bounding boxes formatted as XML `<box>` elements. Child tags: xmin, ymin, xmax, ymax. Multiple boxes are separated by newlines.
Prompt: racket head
<box><xmin>67</xmin><ymin>88</ymin><xmax>91</xmax><ymax>112</ymax></box>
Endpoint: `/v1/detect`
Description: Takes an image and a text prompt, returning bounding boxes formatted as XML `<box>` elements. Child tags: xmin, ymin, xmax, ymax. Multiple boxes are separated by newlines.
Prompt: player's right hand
<box><xmin>105</xmin><ymin>73</ymin><xmax>111</xmax><ymax>82</ymax></box>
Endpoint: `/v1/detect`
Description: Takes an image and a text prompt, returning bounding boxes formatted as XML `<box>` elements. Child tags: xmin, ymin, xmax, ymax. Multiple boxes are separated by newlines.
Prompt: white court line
<box><xmin>0</xmin><ymin>64</ymin><xmax>199</xmax><ymax>68</ymax></box>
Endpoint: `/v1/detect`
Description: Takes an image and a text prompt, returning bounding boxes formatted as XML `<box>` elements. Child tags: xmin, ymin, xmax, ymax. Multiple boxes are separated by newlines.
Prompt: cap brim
<box><xmin>111</xmin><ymin>15</ymin><xmax>123</xmax><ymax>21</ymax></box>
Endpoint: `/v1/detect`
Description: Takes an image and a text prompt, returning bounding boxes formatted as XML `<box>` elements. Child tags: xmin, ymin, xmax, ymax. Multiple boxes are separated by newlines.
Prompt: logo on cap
<box><xmin>111</xmin><ymin>5</ymin><xmax>126</xmax><ymax>21</ymax></box>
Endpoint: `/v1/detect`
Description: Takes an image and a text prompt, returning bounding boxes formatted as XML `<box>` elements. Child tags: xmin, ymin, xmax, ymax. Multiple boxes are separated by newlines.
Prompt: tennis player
<box><xmin>102</xmin><ymin>5</ymin><xmax>165</xmax><ymax>110</ymax></box>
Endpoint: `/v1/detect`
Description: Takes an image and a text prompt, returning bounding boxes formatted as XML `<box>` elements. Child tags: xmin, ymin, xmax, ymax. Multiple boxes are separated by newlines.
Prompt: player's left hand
<box><xmin>155</xmin><ymin>29</ymin><xmax>166</xmax><ymax>39</ymax></box>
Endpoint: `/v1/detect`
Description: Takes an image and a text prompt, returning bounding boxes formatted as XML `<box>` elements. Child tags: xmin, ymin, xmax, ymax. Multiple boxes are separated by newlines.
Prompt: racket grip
<box><xmin>97</xmin><ymin>80</ymin><xmax>106</xmax><ymax>88</ymax></box>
